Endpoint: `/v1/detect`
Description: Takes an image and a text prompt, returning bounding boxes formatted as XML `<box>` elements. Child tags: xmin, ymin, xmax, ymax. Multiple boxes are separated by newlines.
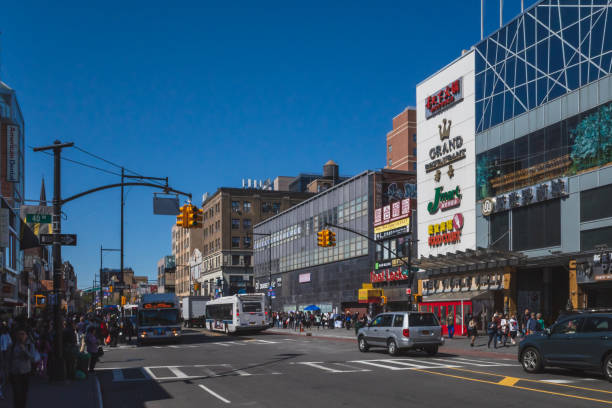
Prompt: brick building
<box><xmin>386</xmin><ymin>107</ymin><xmax>417</xmax><ymax>171</ymax></box>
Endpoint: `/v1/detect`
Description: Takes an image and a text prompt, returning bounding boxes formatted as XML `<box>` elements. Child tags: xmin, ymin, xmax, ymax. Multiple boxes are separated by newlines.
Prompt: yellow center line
<box><xmin>412</xmin><ymin>369</ymin><xmax>612</xmax><ymax>405</ymax></box>
<box><xmin>498</xmin><ymin>376</ymin><xmax>520</xmax><ymax>386</ymax></box>
<box><xmin>446</xmin><ymin>367</ymin><xmax>612</xmax><ymax>395</ymax></box>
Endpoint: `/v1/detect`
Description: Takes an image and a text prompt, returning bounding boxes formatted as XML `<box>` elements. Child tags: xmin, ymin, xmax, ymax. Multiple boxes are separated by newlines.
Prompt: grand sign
<box><xmin>427</xmin><ymin>186</ymin><xmax>462</xmax><ymax>214</ymax></box>
<box><xmin>425</xmin><ymin>119</ymin><xmax>466</xmax><ymax>173</ymax></box>
<box><xmin>427</xmin><ymin>213</ymin><xmax>464</xmax><ymax>247</ymax></box>
<box><xmin>425</xmin><ymin>78</ymin><xmax>463</xmax><ymax>119</ymax></box>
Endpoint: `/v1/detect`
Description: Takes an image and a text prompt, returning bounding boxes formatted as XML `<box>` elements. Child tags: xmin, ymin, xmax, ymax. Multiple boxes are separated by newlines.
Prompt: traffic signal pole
<box><xmin>32</xmin><ymin>140</ymin><xmax>74</xmax><ymax>382</ymax></box>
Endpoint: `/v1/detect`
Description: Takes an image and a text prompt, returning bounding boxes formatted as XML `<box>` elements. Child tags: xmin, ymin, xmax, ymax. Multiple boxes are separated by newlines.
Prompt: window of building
<box><xmin>412</xmin><ymin>148</ymin><xmax>417</xmax><ymax>156</ymax></box>
<box><xmin>232</xmin><ymin>219</ymin><xmax>240</xmax><ymax>229</ymax></box>
<box><xmin>272</xmin><ymin>202</ymin><xmax>281</xmax><ymax>214</ymax></box>
<box><xmin>388</xmin><ymin>159</ymin><xmax>393</xmax><ymax>167</ymax></box>
<box><xmin>490</xmin><ymin>212</ymin><xmax>509</xmax><ymax>250</ymax></box>
<box><xmin>262</xmin><ymin>202</ymin><xmax>271</xmax><ymax>213</ymax></box>
<box><xmin>243</xmin><ymin>201</ymin><xmax>251</xmax><ymax>213</ymax></box>
<box><xmin>512</xmin><ymin>199</ymin><xmax>561</xmax><ymax>251</ymax></box>
<box><xmin>243</xmin><ymin>219</ymin><xmax>252</xmax><ymax>229</ymax></box>
<box><xmin>215</xmin><ymin>203</ymin><xmax>220</xmax><ymax>213</ymax></box>
<box><xmin>243</xmin><ymin>236</ymin><xmax>251</xmax><ymax>248</ymax></box>
<box><xmin>231</xmin><ymin>201</ymin><xmax>240</xmax><ymax>212</ymax></box>
<box><xmin>244</xmin><ymin>255</ymin><xmax>251</xmax><ymax>266</ymax></box>
<box><xmin>581</xmin><ymin>226</ymin><xmax>612</xmax><ymax>251</ymax></box>
<box><xmin>581</xmin><ymin>185</ymin><xmax>612</xmax><ymax>222</ymax></box>
<box><xmin>412</xmin><ymin>162</ymin><xmax>416</xmax><ymax>171</ymax></box>
<box><xmin>232</xmin><ymin>255</ymin><xmax>240</xmax><ymax>265</ymax></box>
<box><xmin>413</xmin><ymin>134</ymin><xmax>416</xmax><ymax>142</ymax></box>
<box><xmin>232</xmin><ymin>237</ymin><xmax>240</xmax><ymax>248</ymax></box>
<box><xmin>388</xmin><ymin>145</ymin><xmax>392</xmax><ymax>152</ymax></box>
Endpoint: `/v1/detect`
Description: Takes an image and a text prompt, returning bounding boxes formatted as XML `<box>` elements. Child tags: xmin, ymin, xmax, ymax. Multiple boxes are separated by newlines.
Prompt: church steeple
<box><xmin>39</xmin><ymin>177</ymin><xmax>47</xmax><ymax>206</ymax></box>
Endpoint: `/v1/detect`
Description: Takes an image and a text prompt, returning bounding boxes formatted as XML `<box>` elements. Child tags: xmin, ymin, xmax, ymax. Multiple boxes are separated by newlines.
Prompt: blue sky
<box><xmin>0</xmin><ymin>0</ymin><xmax>536</xmax><ymax>288</ymax></box>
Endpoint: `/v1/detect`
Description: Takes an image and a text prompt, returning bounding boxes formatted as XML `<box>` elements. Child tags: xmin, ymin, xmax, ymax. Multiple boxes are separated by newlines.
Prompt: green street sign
<box><xmin>26</xmin><ymin>214</ymin><xmax>52</xmax><ymax>224</ymax></box>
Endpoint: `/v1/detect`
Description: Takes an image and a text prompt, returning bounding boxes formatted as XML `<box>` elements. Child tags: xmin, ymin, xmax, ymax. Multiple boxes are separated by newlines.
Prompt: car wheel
<box><xmin>358</xmin><ymin>336</ymin><xmax>369</xmax><ymax>352</ymax></box>
<box><xmin>603</xmin><ymin>354</ymin><xmax>612</xmax><ymax>383</ymax></box>
<box><xmin>521</xmin><ymin>347</ymin><xmax>543</xmax><ymax>373</ymax></box>
<box><xmin>387</xmin><ymin>339</ymin><xmax>399</xmax><ymax>356</ymax></box>
<box><xmin>425</xmin><ymin>345</ymin><xmax>438</xmax><ymax>356</ymax></box>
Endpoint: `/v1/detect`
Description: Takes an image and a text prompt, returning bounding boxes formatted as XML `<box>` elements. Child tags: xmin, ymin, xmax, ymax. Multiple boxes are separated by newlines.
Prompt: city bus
<box><xmin>205</xmin><ymin>293</ymin><xmax>268</xmax><ymax>334</ymax></box>
<box><xmin>136</xmin><ymin>293</ymin><xmax>181</xmax><ymax>345</ymax></box>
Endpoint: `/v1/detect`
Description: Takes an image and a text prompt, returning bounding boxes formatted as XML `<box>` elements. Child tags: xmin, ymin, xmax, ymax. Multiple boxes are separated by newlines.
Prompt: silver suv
<box><xmin>357</xmin><ymin>312</ymin><xmax>444</xmax><ymax>356</ymax></box>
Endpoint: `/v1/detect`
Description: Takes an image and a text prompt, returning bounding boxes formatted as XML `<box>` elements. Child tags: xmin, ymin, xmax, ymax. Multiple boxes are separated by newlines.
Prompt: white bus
<box><xmin>205</xmin><ymin>293</ymin><xmax>268</xmax><ymax>334</ymax></box>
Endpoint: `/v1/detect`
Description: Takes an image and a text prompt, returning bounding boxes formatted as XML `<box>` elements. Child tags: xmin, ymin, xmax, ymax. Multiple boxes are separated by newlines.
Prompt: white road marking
<box><xmin>168</xmin><ymin>345</ymin><xmax>180</xmax><ymax>349</ymax></box>
<box><xmin>298</xmin><ymin>361</ymin><xmax>369</xmax><ymax>373</ymax></box>
<box><xmin>386</xmin><ymin>358</ymin><xmax>459</xmax><ymax>369</ymax></box>
<box><xmin>349</xmin><ymin>360</ymin><xmax>408</xmax><ymax>371</ymax></box>
<box><xmin>252</xmin><ymin>339</ymin><xmax>278</xmax><ymax>344</ymax></box>
<box><xmin>542</xmin><ymin>379</ymin><xmax>575</xmax><ymax>384</ymax></box>
<box><xmin>448</xmin><ymin>357</ymin><xmax>519</xmax><ymax>367</ymax></box>
<box><xmin>168</xmin><ymin>367</ymin><xmax>189</xmax><ymax>378</ymax></box>
<box><xmin>198</xmin><ymin>384</ymin><xmax>231</xmax><ymax>404</ymax></box>
<box><xmin>216</xmin><ymin>343</ymin><xmax>231</xmax><ymax>347</ymax></box>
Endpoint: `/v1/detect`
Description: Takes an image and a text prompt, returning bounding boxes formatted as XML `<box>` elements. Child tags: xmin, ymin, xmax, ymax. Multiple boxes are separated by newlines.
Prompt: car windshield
<box><xmin>409</xmin><ymin>313</ymin><xmax>439</xmax><ymax>327</ymax></box>
<box><xmin>138</xmin><ymin>309</ymin><xmax>179</xmax><ymax>326</ymax></box>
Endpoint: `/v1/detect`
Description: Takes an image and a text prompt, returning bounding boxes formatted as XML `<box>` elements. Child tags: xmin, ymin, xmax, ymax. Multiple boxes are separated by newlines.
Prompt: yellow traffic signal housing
<box><xmin>35</xmin><ymin>294</ymin><xmax>46</xmax><ymax>308</ymax></box>
<box><xmin>109</xmin><ymin>285</ymin><xmax>113</xmax><ymax>293</ymax></box>
<box><xmin>317</xmin><ymin>230</ymin><xmax>326</xmax><ymax>247</ymax></box>
<box><xmin>176</xmin><ymin>205</ymin><xmax>187</xmax><ymax>228</ymax></box>
<box><xmin>328</xmin><ymin>231</ymin><xmax>336</xmax><ymax>247</ymax></box>
<box><xmin>121</xmin><ymin>296</ymin><xmax>126</xmax><ymax>306</ymax></box>
<box><xmin>193</xmin><ymin>207</ymin><xmax>203</xmax><ymax>228</ymax></box>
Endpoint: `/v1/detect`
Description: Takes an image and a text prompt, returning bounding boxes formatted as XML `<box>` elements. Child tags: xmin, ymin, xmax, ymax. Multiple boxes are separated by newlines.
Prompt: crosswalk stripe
<box><xmin>349</xmin><ymin>360</ymin><xmax>408</xmax><ymax>371</ymax></box>
<box><xmin>253</xmin><ymin>339</ymin><xmax>278</xmax><ymax>344</ymax></box>
<box><xmin>449</xmin><ymin>357</ymin><xmax>518</xmax><ymax>367</ymax></box>
<box><xmin>297</xmin><ymin>362</ymin><xmax>369</xmax><ymax>373</ymax></box>
<box><xmin>168</xmin><ymin>367</ymin><xmax>189</xmax><ymax>378</ymax></box>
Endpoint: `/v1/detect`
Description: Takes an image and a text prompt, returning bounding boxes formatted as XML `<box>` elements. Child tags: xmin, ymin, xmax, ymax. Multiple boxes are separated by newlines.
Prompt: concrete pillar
<box><xmin>503</xmin><ymin>266</ymin><xmax>517</xmax><ymax>317</ymax></box>
<box><xmin>542</xmin><ymin>267</ymin><xmax>552</xmax><ymax>319</ymax></box>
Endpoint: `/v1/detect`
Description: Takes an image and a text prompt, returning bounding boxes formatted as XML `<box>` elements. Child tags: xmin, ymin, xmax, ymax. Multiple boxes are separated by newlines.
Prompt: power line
<box><xmin>31</xmin><ymin>146</ymin><xmax>122</xmax><ymax>177</ymax></box>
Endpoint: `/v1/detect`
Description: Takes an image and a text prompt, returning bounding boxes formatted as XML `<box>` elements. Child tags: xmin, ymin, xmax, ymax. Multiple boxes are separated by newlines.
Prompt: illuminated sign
<box><xmin>370</xmin><ymin>267</ymin><xmax>409</xmax><ymax>283</ymax></box>
<box><xmin>427</xmin><ymin>186</ymin><xmax>462</xmax><ymax>214</ymax></box>
<box><xmin>425</xmin><ymin>78</ymin><xmax>463</xmax><ymax>119</ymax></box>
<box><xmin>374</xmin><ymin>198</ymin><xmax>412</xmax><ymax>227</ymax></box>
<box><xmin>374</xmin><ymin>217</ymin><xmax>410</xmax><ymax>240</ymax></box>
<box><xmin>143</xmin><ymin>302</ymin><xmax>174</xmax><ymax>309</ymax></box>
<box><xmin>428</xmin><ymin>213</ymin><xmax>464</xmax><ymax>247</ymax></box>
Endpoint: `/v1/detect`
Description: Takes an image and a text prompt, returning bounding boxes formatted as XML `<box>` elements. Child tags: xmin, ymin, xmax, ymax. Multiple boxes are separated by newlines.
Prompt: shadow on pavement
<box><xmin>98</xmin><ymin>372</ymin><xmax>173</xmax><ymax>408</ymax></box>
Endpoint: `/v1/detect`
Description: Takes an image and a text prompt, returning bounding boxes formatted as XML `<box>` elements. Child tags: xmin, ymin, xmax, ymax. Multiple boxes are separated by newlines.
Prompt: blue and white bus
<box><xmin>136</xmin><ymin>293</ymin><xmax>181</xmax><ymax>345</ymax></box>
<box><xmin>205</xmin><ymin>293</ymin><xmax>267</xmax><ymax>334</ymax></box>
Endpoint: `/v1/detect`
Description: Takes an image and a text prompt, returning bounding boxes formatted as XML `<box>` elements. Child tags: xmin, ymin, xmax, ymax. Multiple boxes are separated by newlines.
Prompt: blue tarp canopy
<box><xmin>304</xmin><ymin>305</ymin><xmax>320</xmax><ymax>311</ymax></box>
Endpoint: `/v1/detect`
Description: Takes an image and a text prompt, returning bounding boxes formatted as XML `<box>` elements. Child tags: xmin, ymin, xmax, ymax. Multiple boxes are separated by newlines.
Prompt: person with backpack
<box><xmin>446</xmin><ymin>313</ymin><xmax>455</xmax><ymax>339</ymax></box>
<box><xmin>8</xmin><ymin>328</ymin><xmax>36</xmax><ymax>408</ymax></box>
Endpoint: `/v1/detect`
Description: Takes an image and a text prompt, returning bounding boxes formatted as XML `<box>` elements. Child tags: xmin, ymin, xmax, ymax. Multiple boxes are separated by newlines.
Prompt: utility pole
<box><xmin>32</xmin><ymin>140</ymin><xmax>74</xmax><ymax>381</ymax></box>
<box><xmin>120</xmin><ymin>167</ymin><xmax>124</xmax><ymax>312</ymax></box>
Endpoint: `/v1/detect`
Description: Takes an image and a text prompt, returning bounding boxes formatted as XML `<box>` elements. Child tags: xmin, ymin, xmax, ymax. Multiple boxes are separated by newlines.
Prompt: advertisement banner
<box><xmin>6</xmin><ymin>125</ymin><xmax>19</xmax><ymax>183</ymax></box>
<box><xmin>374</xmin><ymin>170</ymin><xmax>416</xmax><ymax>229</ymax></box>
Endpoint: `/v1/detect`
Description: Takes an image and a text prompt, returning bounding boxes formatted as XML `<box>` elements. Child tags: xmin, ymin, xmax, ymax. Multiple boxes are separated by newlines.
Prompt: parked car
<box><xmin>518</xmin><ymin>312</ymin><xmax>612</xmax><ymax>382</ymax></box>
<box><xmin>357</xmin><ymin>312</ymin><xmax>444</xmax><ymax>356</ymax></box>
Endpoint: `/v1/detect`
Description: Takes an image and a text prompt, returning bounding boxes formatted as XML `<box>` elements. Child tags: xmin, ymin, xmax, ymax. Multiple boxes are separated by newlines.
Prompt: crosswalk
<box><xmin>104</xmin><ymin>356</ymin><xmax>519</xmax><ymax>383</ymax></box>
<box><xmin>104</xmin><ymin>338</ymin><xmax>281</xmax><ymax>351</ymax></box>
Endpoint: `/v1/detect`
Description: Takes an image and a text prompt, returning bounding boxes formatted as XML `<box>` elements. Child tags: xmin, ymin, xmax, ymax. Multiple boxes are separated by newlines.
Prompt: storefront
<box><xmin>574</xmin><ymin>251</ymin><xmax>612</xmax><ymax>309</ymax></box>
<box><xmin>418</xmin><ymin>249</ymin><xmax>525</xmax><ymax>335</ymax></box>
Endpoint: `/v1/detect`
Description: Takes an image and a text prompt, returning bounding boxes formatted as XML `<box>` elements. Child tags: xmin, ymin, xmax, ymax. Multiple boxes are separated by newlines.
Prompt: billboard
<box><xmin>373</xmin><ymin>170</ymin><xmax>416</xmax><ymax>240</ymax></box>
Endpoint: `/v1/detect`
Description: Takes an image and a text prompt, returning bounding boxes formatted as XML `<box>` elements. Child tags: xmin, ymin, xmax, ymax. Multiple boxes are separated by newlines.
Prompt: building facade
<box><xmin>415</xmin><ymin>0</ymin><xmax>612</xmax><ymax>333</ymax></box>
<box><xmin>157</xmin><ymin>255</ymin><xmax>176</xmax><ymax>294</ymax></box>
<box><xmin>386</xmin><ymin>107</ymin><xmax>418</xmax><ymax>171</ymax></box>
<box><xmin>172</xmin><ymin>222</ymin><xmax>204</xmax><ymax>297</ymax></box>
<box><xmin>191</xmin><ymin>187</ymin><xmax>313</xmax><ymax>299</ymax></box>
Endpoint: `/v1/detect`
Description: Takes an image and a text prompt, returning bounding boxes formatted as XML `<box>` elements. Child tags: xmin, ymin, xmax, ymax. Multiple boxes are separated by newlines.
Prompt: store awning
<box><xmin>417</xmin><ymin>248</ymin><xmax>527</xmax><ymax>276</ymax></box>
<box><xmin>422</xmin><ymin>290</ymin><xmax>494</xmax><ymax>302</ymax></box>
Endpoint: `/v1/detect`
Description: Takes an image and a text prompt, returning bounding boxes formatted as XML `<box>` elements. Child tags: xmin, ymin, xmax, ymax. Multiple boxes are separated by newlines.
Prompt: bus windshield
<box><xmin>138</xmin><ymin>309</ymin><xmax>179</xmax><ymax>326</ymax></box>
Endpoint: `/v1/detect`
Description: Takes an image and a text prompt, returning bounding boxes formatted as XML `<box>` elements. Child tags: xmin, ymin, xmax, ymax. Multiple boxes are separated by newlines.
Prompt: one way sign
<box><xmin>40</xmin><ymin>234</ymin><xmax>77</xmax><ymax>246</ymax></box>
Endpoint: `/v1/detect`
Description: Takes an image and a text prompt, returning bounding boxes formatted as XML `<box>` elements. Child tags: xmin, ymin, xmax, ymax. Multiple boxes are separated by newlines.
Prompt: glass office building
<box><xmin>253</xmin><ymin>171</ymin><xmax>374</xmax><ymax>313</ymax></box>
<box><xmin>475</xmin><ymin>0</ymin><xmax>612</xmax><ymax>312</ymax></box>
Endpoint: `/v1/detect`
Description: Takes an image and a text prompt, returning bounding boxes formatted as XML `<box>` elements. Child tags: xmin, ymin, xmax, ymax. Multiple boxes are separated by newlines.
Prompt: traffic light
<box><xmin>121</xmin><ymin>296</ymin><xmax>126</xmax><ymax>306</ymax></box>
<box><xmin>317</xmin><ymin>230</ymin><xmax>326</xmax><ymax>247</ymax></box>
<box><xmin>328</xmin><ymin>231</ymin><xmax>336</xmax><ymax>247</ymax></box>
<box><xmin>176</xmin><ymin>205</ymin><xmax>187</xmax><ymax>228</ymax></box>
<box><xmin>186</xmin><ymin>204</ymin><xmax>203</xmax><ymax>228</ymax></box>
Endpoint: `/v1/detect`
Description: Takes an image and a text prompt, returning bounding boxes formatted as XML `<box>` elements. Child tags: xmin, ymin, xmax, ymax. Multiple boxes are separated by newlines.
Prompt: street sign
<box><xmin>26</xmin><ymin>214</ymin><xmax>52</xmax><ymax>224</ymax></box>
<box><xmin>40</xmin><ymin>234</ymin><xmax>77</xmax><ymax>246</ymax></box>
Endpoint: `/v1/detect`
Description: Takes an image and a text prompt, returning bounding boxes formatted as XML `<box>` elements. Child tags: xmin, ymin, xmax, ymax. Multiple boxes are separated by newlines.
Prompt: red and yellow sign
<box><xmin>428</xmin><ymin>213</ymin><xmax>464</xmax><ymax>247</ymax></box>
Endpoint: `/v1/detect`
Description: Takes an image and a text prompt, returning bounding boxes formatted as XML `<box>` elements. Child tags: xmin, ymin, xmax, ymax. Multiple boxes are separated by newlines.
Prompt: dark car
<box><xmin>518</xmin><ymin>312</ymin><xmax>612</xmax><ymax>382</ymax></box>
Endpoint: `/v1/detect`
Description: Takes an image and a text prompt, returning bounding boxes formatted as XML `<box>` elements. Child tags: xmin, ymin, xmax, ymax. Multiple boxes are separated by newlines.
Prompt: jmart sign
<box><xmin>427</xmin><ymin>186</ymin><xmax>462</xmax><ymax>214</ymax></box>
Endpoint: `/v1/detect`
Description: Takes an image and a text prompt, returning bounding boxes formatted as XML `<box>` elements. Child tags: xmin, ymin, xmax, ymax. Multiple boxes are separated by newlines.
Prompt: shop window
<box><xmin>581</xmin><ymin>226</ymin><xmax>612</xmax><ymax>251</ymax></box>
<box><xmin>581</xmin><ymin>185</ymin><xmax>612</xmax><ymax>222</ymax></box>
<box><xmin>490</xmin><ymin>212</ymin><xmax>509</xmax><ymax>250</ymax></box>
<box><xmin>512</xmin><ymin>199</ymin><xmax>561</xmax><ymax>251</ymax></box>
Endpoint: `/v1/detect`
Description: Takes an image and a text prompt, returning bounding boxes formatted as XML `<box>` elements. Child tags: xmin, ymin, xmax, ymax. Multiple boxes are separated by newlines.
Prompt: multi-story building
<box><xmin>172</xmin><ymin>222</ymin><xmax>204</xmax><ymax>297</ymax></box>
<box><xmin>157</xmin><ymin>255</ymin><xmax>176</xmax><ymax>294</ymax></box>
<box><xmin>0</xmin><ymin>80</ymin><xmax>25</xmax><ymax>313</ymax></box>
<box><xmin>416</xmin><ymin>0</ymin><xmax>612</xmax><ymax>333</ymax></box>
<box><xmin>194</xmin><ymin>187</ymin><xmax>313</xmax><ymax>299</ymax></box>
<box><xmin>253</xmin><ymin>168</ymin><xmax>416</xmax><ymax>313</ymax></box>
<box><xmin>386</xmin><ymin>107</ymin><xmax>418</xmax><ymax>171</ymax></box>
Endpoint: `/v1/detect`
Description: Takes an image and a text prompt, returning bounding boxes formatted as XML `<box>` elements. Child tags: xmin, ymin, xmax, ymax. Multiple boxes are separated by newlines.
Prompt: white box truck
<box><xmin>181</xmin><ymin>296</ymin><xmax>208</xmax><ymax>328</ymax></box>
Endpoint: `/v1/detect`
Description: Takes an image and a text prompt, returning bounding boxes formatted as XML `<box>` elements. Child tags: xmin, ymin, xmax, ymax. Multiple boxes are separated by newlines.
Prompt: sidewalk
<box><xmin>0</xmin><ymin>374</ymin><xmax>102</xmax><ymax>408</ymax></box>
<box><xmin>266</xmin><ymin>326</ymin><xmax>520</xmax><ymax>360</ymax></box>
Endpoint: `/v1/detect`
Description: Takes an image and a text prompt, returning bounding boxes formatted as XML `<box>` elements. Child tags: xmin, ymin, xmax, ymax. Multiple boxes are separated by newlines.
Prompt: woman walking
<box><xmin>86</xmin><ymin>327</ymin><xmax>101</xmax><ymax>373</ymax></box>
<box><xmin>8</xmin><ymin>328</ymin><xmax>36</xmax><ymax>408</ymax></box>
<box><xmin>468</xmin><ymin>316</ymin><xmax>478</xmax><ymax>347</ymax></box>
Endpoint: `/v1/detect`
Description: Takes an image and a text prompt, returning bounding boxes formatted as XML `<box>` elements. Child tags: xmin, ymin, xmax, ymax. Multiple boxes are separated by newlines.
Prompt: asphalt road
<box><xmin>95</xmin><ymin>329</ymin><xmax>612</xmax><ymax>408</ymax></box>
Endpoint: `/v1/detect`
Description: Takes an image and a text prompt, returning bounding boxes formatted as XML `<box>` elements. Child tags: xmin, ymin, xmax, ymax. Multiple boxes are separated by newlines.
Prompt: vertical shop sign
<box><xmin>6</xmin><ymin>126</ymin><xmax>19</xmax><ymax>182</ymax></box>
<box><xmin>0</xmin><ymin>209</ymin><xmax>9</xmax><ymax>248</ymax></box>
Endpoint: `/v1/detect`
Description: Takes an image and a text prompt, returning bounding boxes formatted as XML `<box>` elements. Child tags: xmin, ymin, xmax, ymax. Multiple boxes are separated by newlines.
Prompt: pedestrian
<box><xmin>446</xmin><ymin>313</ymin><xmax>455</xmax><ymax>339</ymax></box>
<box><xmin>8</xmin><ymin>328</ymin><xmax>36</xmax><ymax>408</ymax></box>
<box><xmin>62</xmin><ymin>320</ymin><xmax>77</xmax><ymax>380</ymax></box>
<box><xmin>508</xmin><ymin>315</ymin><xmax>518</xmax><ymax>345</ymax></box>
<box><xmin>526</xmin><ymin>312</ymin><xmax>539</xmax><ymax>335</ymax></box>
<box><xmin>521</xmin><ymin>309</ymin><xmax>530</xmax><ymax>336</ymax></box>
<box><xmin>487</xmin><ymin>315</ymin><xmax>498</xmax><ymax>349</ymax></box>
<box><xmin>85</xmin><ymin>327</ymin><xmax>101</xmax><ymax>373</ymax></box>
<box><xmin>500</xmin><ymin>314</ymin><xmax>509</xmax><ymax>347</ymax></box>
<box><xmin>468</xmin><ymin>316</ymin><xmax>477</xmax><ymax>347</ymax></box>
<box><xmin>536</xmin><ymin>313</ymin><xmax>546</xmax><ymax>331</ymax></box>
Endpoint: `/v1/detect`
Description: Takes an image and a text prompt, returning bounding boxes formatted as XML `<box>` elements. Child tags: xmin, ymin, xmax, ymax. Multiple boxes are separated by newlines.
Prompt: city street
<box><xmin>95</xmin><ymin>329</ymin><xmax>612</xmax><ymax>407</ymax></box>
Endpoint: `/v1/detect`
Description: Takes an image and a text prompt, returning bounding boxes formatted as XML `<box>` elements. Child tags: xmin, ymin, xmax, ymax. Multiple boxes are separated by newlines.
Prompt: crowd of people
<box><xmin>272</xmin><ymin>310</ymin><xmax>372</xmax><ymax>332</ymax></box>
<box><xmin>0</xmin><ymin>310</ymin><xmax>134</xmax><ymax>408</ymax></box>
<box><xmin>465</xmin><ymin>308</ymin><xmax>547</xmax><ymax>349</ymax></box>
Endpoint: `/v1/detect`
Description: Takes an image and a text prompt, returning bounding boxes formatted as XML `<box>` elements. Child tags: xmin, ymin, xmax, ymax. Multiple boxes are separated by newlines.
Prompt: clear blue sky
<box><xmin>0</xmin><ymin>0</ymin><xmax>536</xmax><ymax>288</ymax></box>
